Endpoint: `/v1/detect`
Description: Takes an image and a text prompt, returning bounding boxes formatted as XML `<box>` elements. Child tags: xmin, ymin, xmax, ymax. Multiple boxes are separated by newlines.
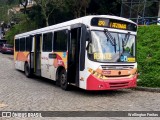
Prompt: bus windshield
<box><xmin>87</xmin><ymin>30</ymin><xmax>136</xmax><ymax>63</ymax></box>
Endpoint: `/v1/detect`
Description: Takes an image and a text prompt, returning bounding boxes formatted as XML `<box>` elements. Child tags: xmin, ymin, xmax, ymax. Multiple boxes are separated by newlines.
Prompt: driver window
<box><xmin>88</xmin><ymin>42</ymin><xmax>92</xmax><ymax>54</ymax></box>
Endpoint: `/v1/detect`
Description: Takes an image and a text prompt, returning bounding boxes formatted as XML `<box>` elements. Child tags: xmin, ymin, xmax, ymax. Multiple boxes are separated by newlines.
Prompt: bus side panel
<box><xmin>41</xmin><ymin>52</ymin><xmax>58</xmax><ymax>80</ymax></box>
<box><xmin>41</xmin><ymin>52</ymin><xmax>51</xmax><ymax>79</ymax></box>
<box><xmin>51</xmin><ymin>52</ymin><xmax>67</xmax><ymax>80</ymax></box>
<box><xmin>48</xmin><ymin>57</ymin><xmax>56</xmax><ymax>80</ymax></box>
<box><xmin>41</xmin><ymin>52</ymin><xmax>67</xmax><ymax>80</ymax></box>
<box><xmin>14</xmin><ymin>51</ymin><xmax>29</xmax><ymax>71</ymax></box>
<box><xmin>79</xmin><ymin>53</ymin><xmax>89</xmax><ymax>89</ymax></box>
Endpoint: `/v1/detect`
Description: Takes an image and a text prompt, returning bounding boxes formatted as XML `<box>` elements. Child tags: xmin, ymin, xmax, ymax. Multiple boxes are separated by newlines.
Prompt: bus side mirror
<box><xmin>85</xmin><ymin>31</ymin><xmax>91</xmax><ymax>42</ymax></box>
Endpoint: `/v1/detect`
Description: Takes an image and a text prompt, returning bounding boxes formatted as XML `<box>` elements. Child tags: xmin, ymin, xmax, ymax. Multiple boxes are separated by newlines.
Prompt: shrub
<box><xmin>137</xmin><ymin>25</ymin><xmax>160</xmax><ymax>87</ymax></box>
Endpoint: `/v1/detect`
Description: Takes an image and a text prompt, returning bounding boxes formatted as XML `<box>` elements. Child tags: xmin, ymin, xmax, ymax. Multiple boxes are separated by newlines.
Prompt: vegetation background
<box><xmin>0</xmin><ymin>0</ymin><xmax>122</xmax><ymax>44</ymax></box>
<box><xmin>137</xmin><ymin>25</ymin><xmax>160</xmax><ymax>87</ymax></box>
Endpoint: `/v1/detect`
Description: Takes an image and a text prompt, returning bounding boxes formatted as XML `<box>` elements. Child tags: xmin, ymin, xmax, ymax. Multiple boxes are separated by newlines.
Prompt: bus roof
<box><xmin>15</xmin><ymin>15</ymin><xmax>137</xmax><ymax>38</ymax></box>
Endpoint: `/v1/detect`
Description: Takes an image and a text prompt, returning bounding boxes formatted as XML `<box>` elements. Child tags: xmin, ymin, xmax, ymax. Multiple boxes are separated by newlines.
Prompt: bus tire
<box><xmin>59</xmin><ymin>69</ymin><xmax>69</xmax><ymax>90</ymax></box>
<box><xmin>24</xmin><ymin>63</ymin><xmax>32</xmax><ymax>78</ymax></box>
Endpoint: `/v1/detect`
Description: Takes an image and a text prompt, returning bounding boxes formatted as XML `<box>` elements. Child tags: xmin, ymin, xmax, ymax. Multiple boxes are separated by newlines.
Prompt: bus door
<box><xmin>67</xmin><ymin>24</ymin><xmax>87</xmax><ymax>86</ymax></box>
<box><xmin>41</xmin><ymin>32</ymin><xmax>53</xmax><ymax>79</ymax></box>
<box><xmin>33</xmin><ymin>34</ymin><xmax>42</xmax><ymax>76</ymax></box>
<box><xmin>67</xmin><ymin>27</ymin><xmax>81</xmax><ymax>86</ymax></box>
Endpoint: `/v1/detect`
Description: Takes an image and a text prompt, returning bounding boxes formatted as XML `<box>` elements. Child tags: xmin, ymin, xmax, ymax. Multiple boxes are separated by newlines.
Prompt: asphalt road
<box><xmin>0</xmin><ymin>53</ymin><xmax>160</xmax><ymax>120</ymax></box>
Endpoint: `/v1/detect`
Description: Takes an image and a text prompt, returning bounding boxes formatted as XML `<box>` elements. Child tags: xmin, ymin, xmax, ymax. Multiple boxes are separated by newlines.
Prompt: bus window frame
<box><xmin>15</xmin><ymin>38</ymin><xmax>20</xmax><ymax>52</ymax></box>
<box><xmin>42</xmin><ymin>32</ymin><xmax>53</xmax><ymax>52</ymax></box>
<box><xmin>26</xmin><ymin>36</ymin><xmax>33</xmax><ymax>52</ymax></box>
<box><xmin>53</xmin><ymin>29</ymin><xmax>68</xmax><ymax>52</ymax></box>
<box><xmin>19</xmin><ymin>37</ymin><xmax>26</xmax><ymax>52</ymax></box>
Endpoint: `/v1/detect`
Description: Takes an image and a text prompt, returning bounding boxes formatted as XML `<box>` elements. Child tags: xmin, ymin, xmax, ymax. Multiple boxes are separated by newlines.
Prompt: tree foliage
<box><xmin>66</xmin><ymin>0</ymin><xmax>90</xmax><ymax>18</ymax></box>
<box><xmin>34</xmin><ymin>0</ymin><xmax>65</xmax><ymax>26</ymax></box>
<box><xmin>5</xmin><ymin>15</ymin><xmax>38</xmax><ymax>44</ymax></box>
<box><xmin>4</xmin><ymin>0</ymin><xmax>121</xmax><ymax>43</ymax></box>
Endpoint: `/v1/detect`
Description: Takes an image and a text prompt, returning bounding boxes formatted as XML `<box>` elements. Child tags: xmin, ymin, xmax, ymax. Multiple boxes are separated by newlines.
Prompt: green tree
<box><xmin>7</xmin><ymin>0</ymin><xmax>19</xmax><ymax>5</ymax></box>
<box><xmin>88</xmin><ymin>0</ymin><xmax>121</xmax><ymax>16</ymax></box>
<box><xmin>34</xmin><ymin>0</ymin><xmax>65</xmax><ymax>26</ymax></box>
<box><xmin>66</xmin><ymin>0</ymin><xmax>90</xmax><ymax>18</ymax></box>
<box><xmin>5</xmin><ymin>14</ymin><xmax>38</xmax><ymax>44</ymax></box>
<box><xmin>27</xmin><ymin>5</ymin><xmax>46</xmax><ymax>28</ymax></box>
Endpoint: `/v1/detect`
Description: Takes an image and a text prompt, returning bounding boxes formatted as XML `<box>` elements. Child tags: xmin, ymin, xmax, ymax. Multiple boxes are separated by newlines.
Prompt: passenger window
<box><xmin>43</xmin><ymin>32</ymin><xmax>53</xmax><ymax>52</ymax></box>
<box><xmin>26</xmin><ymin>37</ymin><xmax>32</xmax><ymax>51</ymax></box>
<box><xmin>15</xmin><ymin>39</ymin><xmax>19</xmax><ymax>51</ymax></box>
<box><xmin>20</xmin><ymin>38</ymin><xmax>25</xmax><ymax>51</ymax></box>
<box><xmin>53</xmin><ymin>30</ymin><xmax>67</xmax><ymax>51</ymax></box>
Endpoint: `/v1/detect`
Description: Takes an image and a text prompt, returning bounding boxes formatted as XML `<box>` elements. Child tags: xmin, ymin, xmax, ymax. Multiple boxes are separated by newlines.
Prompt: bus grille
<box><xmin>101</xmin><ymin>65</ymin><xmax>134</xmax><ymax>70</ymax></box>
<box><xmin>109</xmin><ymin>82</ymin><xmax>129</xmax><ymax>88</ymax></box>
<box><xmin>105</xmin><ymin>75</ymin><xmax>130</xmax><ymax>78</ymax></box>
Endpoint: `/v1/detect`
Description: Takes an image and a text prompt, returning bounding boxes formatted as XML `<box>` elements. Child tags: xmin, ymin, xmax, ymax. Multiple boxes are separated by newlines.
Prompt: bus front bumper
<box><xmin>86</xmin><ymin>75</ymin><xmax>137</xmax><ymax>90</ymax></box>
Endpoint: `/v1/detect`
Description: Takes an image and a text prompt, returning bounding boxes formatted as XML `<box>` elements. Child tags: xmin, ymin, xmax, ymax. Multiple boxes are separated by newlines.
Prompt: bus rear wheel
<box><xmin>59</xmin><ymin>69</ymin><xmax>69</xmax><ymax>90</ymax></box>
<box><xmin>24</xmin><ymin>63</ymin><xmax>32</xmax><ymax>78</ymax></box>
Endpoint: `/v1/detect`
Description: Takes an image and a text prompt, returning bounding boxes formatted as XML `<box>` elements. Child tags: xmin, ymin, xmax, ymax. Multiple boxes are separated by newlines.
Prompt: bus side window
<box><xmin>15</xmin><ymin>39</ymin><xmax>19</xmax><ymax>51</ymax></box>
<box><xmin>53</xmin><ymin>30</ymin><xmax>67</xmax><ymax>51</ymax></box>
<box><xmin>19</xmin><ymin>38</ymin><xmax>26</xmax><ymax>51</ymax></box>
<box><xmin>26</xmin><ymin>37</ymin><xmax>32</xmax><ymax>51</ymax></box>
<box><xmin>43</xmin><ymin>32</ymin><xmax>53</xmax><ymax>52</ymax></box>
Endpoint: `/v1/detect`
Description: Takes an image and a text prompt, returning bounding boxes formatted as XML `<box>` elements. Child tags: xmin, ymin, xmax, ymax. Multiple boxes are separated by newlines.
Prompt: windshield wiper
<box><xmin>122</xmin><ymin>32</ymin><xmax>130</xmax><ymax>47</ymax></box>
<box><xmin>104</xmin><ymin>29</ymin><xmax>115</xmax><ymax>46</ymax></box>
<box><xmin>104</xmin><ymin>29</ymin><xmax>116</xmax><ymax>53</ymax></box>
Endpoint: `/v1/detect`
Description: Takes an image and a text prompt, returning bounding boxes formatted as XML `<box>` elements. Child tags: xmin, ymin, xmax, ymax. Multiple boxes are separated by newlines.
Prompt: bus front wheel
<box><xmin>24</xmin><ymin>63</ymin><xmax>32</xmax><ymax>78</ymax></box>
<box><xmin>59</xmin><ymin>69</ymin><xmax>69</xmax><ymax>90</ymax></box>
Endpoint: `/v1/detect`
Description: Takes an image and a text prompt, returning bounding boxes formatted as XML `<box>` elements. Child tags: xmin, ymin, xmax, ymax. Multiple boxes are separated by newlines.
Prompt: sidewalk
<box><xmin>133</xmin><ymin>86</ymin><xmax>160</xmax><ymax>93</ymax></box>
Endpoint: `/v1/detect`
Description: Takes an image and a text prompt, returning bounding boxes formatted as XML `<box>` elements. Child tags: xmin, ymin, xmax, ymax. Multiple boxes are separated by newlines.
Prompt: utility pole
<box><xmin>157</xmin><ymin>1</ymin><xmax>160</xmax><ymax>25</ymax></box>
<box><xmin>142</xmin><ymin>0</ymin><xmax>146</xmax><ymax>24</ymax></box>
<box><xmin>129</xmin><ymin>0</ymin><xmax>133</xmax><ymax>19</ymax></box>
<box><xmin>120</xmin><ymin>0</ymin><xmax>123</xmax><ymax>17</ymax></box>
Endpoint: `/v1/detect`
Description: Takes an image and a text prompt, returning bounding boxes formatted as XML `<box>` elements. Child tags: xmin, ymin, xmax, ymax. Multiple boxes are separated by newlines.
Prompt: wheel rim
<box><xmin>61</xmin><ymin>73</ymin><xmax>66</xmax><ymax>86</ymax></box>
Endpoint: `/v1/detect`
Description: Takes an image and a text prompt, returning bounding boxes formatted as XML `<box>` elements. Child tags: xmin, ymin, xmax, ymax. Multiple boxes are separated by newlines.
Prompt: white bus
<box><xmin>14</xmin><ymin>15</ymin><xmax>138</xmax><ymax>90</ymax></box>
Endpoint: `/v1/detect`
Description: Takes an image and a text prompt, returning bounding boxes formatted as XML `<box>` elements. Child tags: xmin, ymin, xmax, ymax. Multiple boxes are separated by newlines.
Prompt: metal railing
<box><xmin>130</xmin><ymin>17</ymin><xmax>160</xmax><ymax>25</ymax></box>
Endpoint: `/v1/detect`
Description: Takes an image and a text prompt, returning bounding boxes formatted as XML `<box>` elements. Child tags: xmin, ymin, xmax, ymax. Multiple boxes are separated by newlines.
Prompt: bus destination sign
<box><xmin>91</xmin><ymin>17</ymin><xmax>137</xmax><ymax>31</ymax></box>
<box><xmin>98</xmin><ymin>19</ymin><xmax>109</xmax><ymax>26</ymax></box>
<box><xmin>109</xmin><ymin>22</ymin><xmax>127</xmax><ymax>29</ymax></box>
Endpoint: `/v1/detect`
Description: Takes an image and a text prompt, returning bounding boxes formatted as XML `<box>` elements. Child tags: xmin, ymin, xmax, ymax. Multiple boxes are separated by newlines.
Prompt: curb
<box><xmin>132</xmin><ymin>86</ymin><xmax>160</xmax><ymax>93</ymax></box>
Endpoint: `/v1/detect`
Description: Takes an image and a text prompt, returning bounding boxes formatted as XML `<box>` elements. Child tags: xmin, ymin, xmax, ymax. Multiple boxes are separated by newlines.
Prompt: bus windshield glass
<box><xmin>87</xmin><ymin>31</ymin><xmax>136</xmax><ymax>63</ymax></box>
